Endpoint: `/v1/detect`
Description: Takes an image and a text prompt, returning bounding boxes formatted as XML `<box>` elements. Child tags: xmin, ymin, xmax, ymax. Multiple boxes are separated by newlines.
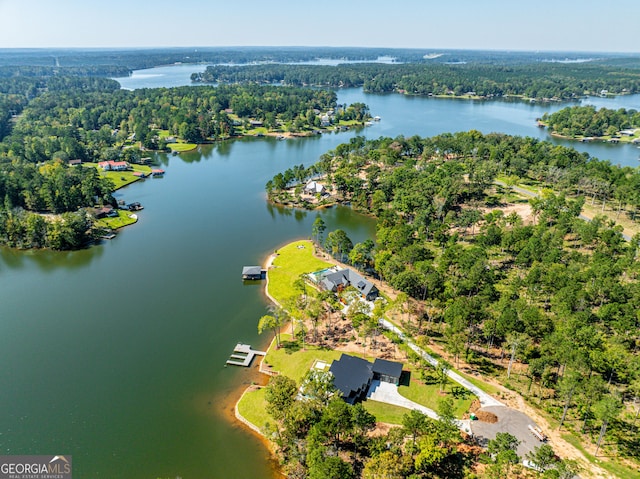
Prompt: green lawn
<box><xmin>263</xmin><ymin>334</ymin><xmax>473</xmax><ymax>420</ymax></box>
<box><xmin>267</xmin><ymin>240</ymin><xmax>332</xmax><ymax>305</ymax></box>
<box><xmin>167</xmin><ymin>141</ymin><xmax>197</xmax><ymax>152</ymax></box>
<box><xmin>237</xmin><ymin>387</ymin><xmax>271</xmax><ymax>435</ymax></box>
<box><xmin>398</xmin><ymin>365</ymin><xmax>475</xmax><ymax>419</ymax></box>
<box><xmin>363</xmin><ymin>400</ymin><xmax>412</xmax><ymax>425</ymax></box>
<box><xmin>94</xmin><ymin>210</ymin><xmax>138</xmax><ymax>230</ymax></box>
<box><xmin>456</xmin><ymin>371</ymin><xmax>501</xmax><ymax>396</ymax></box>
<box><xmin>84</xmin><ymin>162</ymin><xmax>152</xmax><ymax>190</ymax></box>
<box><xmin>262</xmin><ymin>333</ymin><xmax>343</xmax><ymax>383</ymax></box>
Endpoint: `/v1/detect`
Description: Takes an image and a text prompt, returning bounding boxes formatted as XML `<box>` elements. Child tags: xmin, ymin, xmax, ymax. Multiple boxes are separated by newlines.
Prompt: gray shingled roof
<box><xmin>320</xmin><ymin>268</ymin><xmax>378</xmax><ymax>298</ymax></box>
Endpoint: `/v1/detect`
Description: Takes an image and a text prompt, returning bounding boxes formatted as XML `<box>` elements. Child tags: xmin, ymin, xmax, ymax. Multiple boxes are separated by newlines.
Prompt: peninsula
<box><xmin>539</xmin><ymin>105</ymin><xmax>640</xmax><ymax>144</ymax></box>
<box><xmin>235</xmin><ymin>239</ymin><xmax>585</xmax><ymax>478</ymax></box>
<box><xmin>253</xmin><ymin>132</ymin><xmax>640</xmax><ymax>478</ymax></box>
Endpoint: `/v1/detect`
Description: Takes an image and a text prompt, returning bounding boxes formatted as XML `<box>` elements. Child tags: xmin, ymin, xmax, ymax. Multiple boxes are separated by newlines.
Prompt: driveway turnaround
<box><xmin>470</xmin><ymin>406</ymin><xmax>547</xmax><ymax>460</ymax></box>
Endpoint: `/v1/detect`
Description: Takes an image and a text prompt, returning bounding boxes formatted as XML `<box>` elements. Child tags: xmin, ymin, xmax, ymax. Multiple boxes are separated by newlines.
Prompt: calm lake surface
<box><xmin>1</xmin><ymin>65</ymin><xmax>639</xmax><ymax>479</ymax></box>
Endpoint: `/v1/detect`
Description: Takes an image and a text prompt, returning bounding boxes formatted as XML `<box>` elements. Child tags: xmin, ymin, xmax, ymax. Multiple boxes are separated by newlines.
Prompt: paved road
<box><xmin>377</xmin><ymin>317</ymin><xmax>551</xmax><ymax>463</ymax></box>
<box><xmin>379</xmin><ymin>318</ymin><xmax>504</xmax><ymax>408</ymax></box>
<box><xmin>470</xmin><ymin>406</ymin><xmax>546</xmax><ymax>460</ymax></box>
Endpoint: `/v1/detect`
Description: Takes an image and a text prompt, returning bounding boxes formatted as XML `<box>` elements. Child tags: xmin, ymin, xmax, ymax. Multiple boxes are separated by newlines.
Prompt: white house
<box><xmin>305</xmin><ymin>181</ymin><xmax>326</xmax><ymax>195</ymax></box>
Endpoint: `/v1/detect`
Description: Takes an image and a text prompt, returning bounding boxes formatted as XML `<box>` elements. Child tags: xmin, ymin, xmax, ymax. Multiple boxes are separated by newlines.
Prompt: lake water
<box><xmin>1</xmin><ymin>66</ymin><xmax>639</xmax><ymax>479</ymax></box>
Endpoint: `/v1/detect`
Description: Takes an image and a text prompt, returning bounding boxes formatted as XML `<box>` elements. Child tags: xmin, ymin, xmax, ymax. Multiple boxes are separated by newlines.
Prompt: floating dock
<box><xmin>226</xmin><ymin>343</ymin><xmax>266</xmax><ymax>367</ymax></box>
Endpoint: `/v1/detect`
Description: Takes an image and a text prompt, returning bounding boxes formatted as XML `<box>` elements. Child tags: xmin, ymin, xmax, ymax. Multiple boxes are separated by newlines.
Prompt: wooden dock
<box><xmin>226</xmin><ymin>343</ymin><xmax>266</xmax><ymax>367</ymax></box>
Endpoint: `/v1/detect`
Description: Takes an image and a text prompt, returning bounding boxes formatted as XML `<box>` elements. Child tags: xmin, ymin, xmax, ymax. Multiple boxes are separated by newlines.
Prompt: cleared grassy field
<box><xmin>262</xmin><ymin>333</ymin><xmax>343</xmax><ymax>383</ymax></box>
<box><xmin>363</xmin><ymin>399</ymin><xmax>411</xmax><ymax>425</ymax></box>
<box><xmin>94</xmin><ymin>210</ymin><xmax>137</xmax><ymax>230</ymax></box>
<box><xmin>399</xmin><ymin>381</ymin><xmax>473</xmax><ymax>419</ymax></box>
<box><xmin>562</xmin><ymin>433</ymin><xmax>640</xmax><ymax>479</ymax></box>
<box><xmin>236</xmin><ymin>387</ymin><xmax>271</xmax><ymax>434</ymax></box>
<box><xmin>84</xmin><ymin>163</ymin><xmax>152</xmax><ymax>190</ymax></box>
<box><xmin>167</xmin><ymin>141</ymin><xmax>197</xmax><ymax>152</ymax></box>
<box><xmin>267</xmin><ymin>240</ymin><xmax>331</xmax><ymax>305</ymax></box>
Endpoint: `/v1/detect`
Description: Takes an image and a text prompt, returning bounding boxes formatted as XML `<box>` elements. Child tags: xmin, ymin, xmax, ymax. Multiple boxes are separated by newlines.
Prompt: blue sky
<box><xmin>0</xmin><ymin>0</ymin><xmax>638</xmax><ymax>52</ymax></box>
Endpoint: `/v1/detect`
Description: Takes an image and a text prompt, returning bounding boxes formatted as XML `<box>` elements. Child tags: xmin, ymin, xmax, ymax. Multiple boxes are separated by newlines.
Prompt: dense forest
<box><xmin>0</xmin><ymin>77</ymin><xmax>352</xmax><ymax>249</ymax></box>
<box><xmin>193</xmin><ymin>62</ymin><xmax>640</xmax><ymax>100</ymax></box>
<box><xmin>3</xmin><ymin>47</ymin><xmax>635</xmax><ymax>71</ymax></box>
<box><xmin>267</xmin><ymin>133</ymin><xmax>640</xmax><ymax>471</ymax></box>
<box><xmin>541</xmin><ymin>105</ymin><xmax>640</xmax><ymax>137</ymax></box>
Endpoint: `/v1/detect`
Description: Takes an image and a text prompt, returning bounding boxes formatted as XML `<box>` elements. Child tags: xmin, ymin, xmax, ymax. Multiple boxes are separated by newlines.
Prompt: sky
<box><xmin>0</xmin><ymin>0</ymin><xmax>638</xmax><ymax>53</ymax></box>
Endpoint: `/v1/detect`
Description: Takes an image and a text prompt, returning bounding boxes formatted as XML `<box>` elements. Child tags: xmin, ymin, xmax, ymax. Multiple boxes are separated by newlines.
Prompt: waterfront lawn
<box><xmin>265</xmin><ymin>335</ymin><xmax>472</xmax><ymax>419</ymax></box>
<box><xmin>94</xmin><ymin>210</ymin><xmax>138</xmax><ymax>230</ymax></box>
<box><xmin>167</xmin><ymin>141</ymin><xmax>197</xmax><ymax>152</ymax></box>
<box><xmin>268</xmin><ymin>240</ymin><xmax>332</xmax><ymax>305</ymax></box>
<box><xmin>157</xmin><ymin>130</ymin><xmax>197</xmax><ymax>151</ymax></box>
<box><xmin>237</xmin><ymin>387</ymin><xmax>271</xmax><ymax>435</ymax></box>
<box><xmin>84</xmin><ymin>163</ymin><xmax>152</xmax><ymax>190</ymax></box>
<box><xmin>263</xmin><ymin>334</ymin><xmax>343</xmax><ymax>383</ymax></box>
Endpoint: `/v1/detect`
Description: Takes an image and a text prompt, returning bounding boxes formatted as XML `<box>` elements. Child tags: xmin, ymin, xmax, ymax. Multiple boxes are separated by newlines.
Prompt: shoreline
<box><xmin>548</xmin><ymin>130</ymin><xmax>640</xmax><ymax>144</ymax></box>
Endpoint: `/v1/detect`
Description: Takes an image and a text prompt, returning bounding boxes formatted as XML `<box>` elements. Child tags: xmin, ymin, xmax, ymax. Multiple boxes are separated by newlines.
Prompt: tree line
<box><xmin>269</xmin><ymin>132</ymin><xmax>640</xmax><ymax>465</ymax></box>
<box><xmin>193</xmin><ymin>62</ymin><xmax>640</xmax><ymax>100</ymax></box>
<box><xmin>542</xmin><ymin>105</ymin><xmax>640</xmax><ymax>137</ymax></box>
<box><xmin>262</xmin><ymin>371</ymin><xmax>579</xmax><ymax>478</ymax></box>
<box><xmin>0</xmin><ymin>77</ymin><xmax>354</xmax><ymax>249</ymax></box>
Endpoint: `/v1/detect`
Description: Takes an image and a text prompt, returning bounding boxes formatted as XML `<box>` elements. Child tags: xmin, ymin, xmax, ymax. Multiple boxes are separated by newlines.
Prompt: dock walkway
<box><xmin>226</xmin><ymin>343</ymin><xmax>266</xmax><ymax>367</ymax></box>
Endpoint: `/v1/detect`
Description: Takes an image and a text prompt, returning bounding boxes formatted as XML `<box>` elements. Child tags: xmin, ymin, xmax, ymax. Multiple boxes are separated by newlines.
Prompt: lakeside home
<box><xmin>314</xmin><ymin>267</ymin><xmax>379</xmax><ymax>301</ymax></box>
<box><xmin>329</xmin><ymin>354</ymin><xmax>403</xmax><ymax>404</ymax></box>
<box><xmin>98</xmin><ymin>160</ymin><xmax>130</xmax><ymax>171</ymax></box>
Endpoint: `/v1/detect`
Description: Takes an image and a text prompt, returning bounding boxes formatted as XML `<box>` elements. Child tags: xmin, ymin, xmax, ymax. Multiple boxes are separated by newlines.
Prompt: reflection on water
<box><xmin>0</xmin><ymin>242</ymin><xmax>103</xmax><ymax>272</ymax></box>
<box><xmin>3</xmin><ymin>64</ymin><xmax>640</xmax><ymax>478</ymax></box>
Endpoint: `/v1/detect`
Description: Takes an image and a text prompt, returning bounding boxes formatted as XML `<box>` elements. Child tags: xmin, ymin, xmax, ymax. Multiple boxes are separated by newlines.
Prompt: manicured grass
<box><xmin>562</xmin><ymin>433</ymin><xmax>640</xmax><ymax>479</ymax></box>
<box><xmin>84</xmin><ymin>163</ymin><xmax>152</xmax><ymax>190</ymax></box>
<box><xmin>167</xmin><ymin>141</ymin><xmax>197</xmax><ymax>152</ymax></box>
<box><xmin>157</xmin><ymin>129</ymin><xmax>197</xmax><ymax>150</ymax></box>
<box><xmin>246</xmin><ymin>127</ymin><xmax>270</xmax><ymax>136</ymax></box>
<box><xmin>267</xmin><ymin>240</ymin><xmax>332</xmax><ymax>305</ymax></box>
<box><xmin>262</xmin><ymin>333</ymin><xmax>343</xmax><ymax>383</ymax></box>
<box><xmin>237</xmin><ymin>387</ymin><xmax>271</xmax><ymax>434</ymax></box>
<box><xmin>363</xmin><ymin>400</ymin><xmax>411</xmax><ymax>425</ymax></box>
<box><xmin>94</xmin><ymin>210</ymin><xmax>138</xmax><ymax>230</ymax></box>
<box><xmin>398</xmin><ymin>366</ymin><xmax>474</xmax><ymax>419</ymax></box>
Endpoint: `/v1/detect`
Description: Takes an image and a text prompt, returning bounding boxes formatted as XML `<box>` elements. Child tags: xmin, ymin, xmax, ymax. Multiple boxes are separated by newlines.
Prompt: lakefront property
<box><xmin>314</xmin><ymin>267</ymin><xmax>379</xmax><ymax>301</ymax></box>
<box><xmin>329</xmin><ymin>354</ymin><xmax>403</xmax><ymax>404</ymax></box>
<box><xmin>4</xmin><ymin>46</ymin><xmax>640</xmax><ymax>479</ymax></box>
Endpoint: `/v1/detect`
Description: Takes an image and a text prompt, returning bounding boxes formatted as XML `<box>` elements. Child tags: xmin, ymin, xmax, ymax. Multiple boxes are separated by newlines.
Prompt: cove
<box><xmin>1</xmin><ymin>65</ymin><xmax>639</xmax><ymax>479</ymax></box>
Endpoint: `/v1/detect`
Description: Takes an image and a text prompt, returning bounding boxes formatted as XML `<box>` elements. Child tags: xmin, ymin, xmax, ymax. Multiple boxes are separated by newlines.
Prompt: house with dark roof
<box><xmin>329</xmin><ymin>354</ymin><xmax>403</xmax><ymax>404</ymax></box>
<box><xmin>319</xmin><ymin>268</ymin><xmax>378</xmax><ymax>301</ymax></box>
<box><xmin>329</xmin><ymin>354</ymin><xmax>374</xmax><ymax>404</ymax></box>
<box><xmin>373</xmin><ymin>358</ymin><xmax>403</xmax><ymax>385</ymax></box>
